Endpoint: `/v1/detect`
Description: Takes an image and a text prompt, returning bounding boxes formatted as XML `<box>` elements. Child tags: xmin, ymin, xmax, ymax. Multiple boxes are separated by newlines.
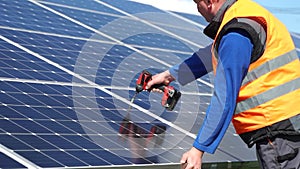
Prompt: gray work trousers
<box><xmin>256</xmin><ymin>135</ymin><xmax>300</xmax><ymax>169</ymax></box>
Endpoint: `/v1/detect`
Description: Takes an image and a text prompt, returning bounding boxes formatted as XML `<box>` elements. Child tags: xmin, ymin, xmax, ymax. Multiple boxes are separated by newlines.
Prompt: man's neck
<box><xmin>203</xmin><ymin>0</ymin><xmax>236</xmax><ymax>39</ymax></box>
<box><xmin>212</xmin><ymin>0</ymin><xmax>236</xmax><ymax>22</ymax></box>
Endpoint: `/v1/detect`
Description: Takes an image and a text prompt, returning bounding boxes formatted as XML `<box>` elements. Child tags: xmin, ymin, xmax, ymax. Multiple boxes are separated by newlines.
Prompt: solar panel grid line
<box><xmin>56</xmin><ymin>163</ymin><xmax>183</xmax><ymax>169</ymax></box>
<box><xmin>2</xmin><ymin>113</ymin><xmax>83</xmax><ymax>135</ymax></box>
<box><xmin>7</xmin><ymin>35</ymin><xmax>80</xmax><ymax>54</ymax></box>
<box><xmin>132</xmin><ymin>16</ymin><xmax>205</xmax><ymax>33</ymax></box>
<box><xmin>0</xmin><ymin>82</ymin><xmax>78</xmax><ymax>120</ymax></box>
<box><xmin>1</xmin><ymin>116</ymin><xmax>78</xmax><ymax>137</ymax></box>
<box><xmin>69</xmin><ymin>107</ymin><xmax>200</xmax><ymax>164</ymax></box>
<box><xmin>38</xmin><ymin>0</ymin><xmax>125</xmax><ymax>18</ymax></box>
<box><xmin>0</xmin><ymin>26</ymin><xmax>117</xmax><ymax>45</ymax></box>
<box><xmin>0</xmin><ymin>34</ymin><xmax>87</xmax><ymax>83</ymax></box>
<box><xmin>0</xmin><ymin>47</ymin><xmax>78</xmax><ymax>83</ymax></box>
<box><xmin>0</xmin><ymin>144</ymin><xmax>40</xmax><ymax>169</ymax></box>
<box><xmin>72</xmin><ymin>127</ymin><xmax>185</xmax><ymax>167</ymax></box>
<box><xmin>0</xmin><ymin>128</ymin><xmax>68</xmax><ymax>167</ymax></box>
<box><xmin>291</xmin><ymin>32</ymin><xmax>300</xmax><ymax>38</ymax></box>
<box><xmin>0</xmin><ymin>103</ymin><xmax>72</xmax><ymax>122</ymax></box>
<box><xmin>0</xmin><ymin>119</ymin><xmax>128</xmax><ymax>166</ymax></box>
<box><xmin>0</xmin><ymin>59</ymin><xmax>74</xmax><ymax>83</ymax></box>
<box><xmin>3</xmin><ymin>83</ymin><xmax>73</xmax><ymax>108</ymax></box>
<box><xmin>0</xmin><ymin>18</ymin><xmax>206</xmax><ymax>57</ymax></box>
<box><xmin>0</xmin><ymin>0</ymin><xmax>96</xmax><ymax>38</ymax></box>
<box><xmin>117</xmin><ymin>44</ymin><xmax>194</xmax><ymax>55</ymax></box>
<box><xmin>110</xmin><ymin>87</ymin><xmax>213</xmax><ymax>97</ymax></box>
<box><xmin>45</xmin><ymin>135</ymin><xmax>127</xmax><ymax>165</ymax></box>
<box><xmin>84</xmin><ymin>116</ymin><xmax>192</xmax><ymax>154</ymax></box>
<box><xmin>1</xmin><ymin>91</ymin><xmax>61</xmax><ymax>112</ymax></box>
<box><xmin>0</xmin><ymin>77</ymin><xmax>94</xmax><ymax>88</ymax></box>
<box><xmin>71</xmin><ymin>102</ymin><xmax>195</xmax><ymax>154</ymax></box>
<box><xmin>158</xmin><ymin>7</ymin><xmax>206</xmax><ymax>30</ymax></box>
<box><xmin>99</xmin><ymin>136</ymin><xmax>171</xmax><ymax>164</ymax></box>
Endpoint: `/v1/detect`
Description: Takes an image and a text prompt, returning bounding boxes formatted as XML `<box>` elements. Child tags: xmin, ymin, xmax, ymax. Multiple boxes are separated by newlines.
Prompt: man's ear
<box><xmin>207</xmin><ymin>0</ymin><xmax>212</xmax><ymax>9</ymax></box>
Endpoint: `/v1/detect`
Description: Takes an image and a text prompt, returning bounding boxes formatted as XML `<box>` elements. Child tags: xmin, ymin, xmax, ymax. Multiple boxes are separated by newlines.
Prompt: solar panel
<box><xmin>0</xmin><ymin>0</ymin><xmax>299</xmax><ymax>168</ymax></box>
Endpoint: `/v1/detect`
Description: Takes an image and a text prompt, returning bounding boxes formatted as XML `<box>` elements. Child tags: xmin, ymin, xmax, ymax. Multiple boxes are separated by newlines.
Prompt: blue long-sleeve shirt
<box><xmin>169</xmin><ymin>30</ymin><xmax>253</xmax><ymax>154</ymax></box>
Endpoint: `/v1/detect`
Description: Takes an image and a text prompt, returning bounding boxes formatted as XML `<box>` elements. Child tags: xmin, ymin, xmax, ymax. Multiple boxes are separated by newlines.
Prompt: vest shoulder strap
<box><xmin>214</xmin><ymin>18</ymin><xmax>266</xmax><ymax>63</ymax></box>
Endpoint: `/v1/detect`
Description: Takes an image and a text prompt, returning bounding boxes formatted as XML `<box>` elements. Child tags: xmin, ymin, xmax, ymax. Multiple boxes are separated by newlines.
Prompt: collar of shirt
<box><xmin>203</xmin><ymin>0</ymin><xmax>236</xmax><ymax>39</ymax></box>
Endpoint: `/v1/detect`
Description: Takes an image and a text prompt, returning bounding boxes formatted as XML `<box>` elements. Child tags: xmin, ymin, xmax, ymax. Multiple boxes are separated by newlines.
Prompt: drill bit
<box><xmin>127</xmin><ymin>92</ymin><xmax>137</xmax><ymax>114</ymax></box>
<box><xmin>119</xmin><ymin>92</ymin><xmax>137</xmax><ymax>136</ymax></box>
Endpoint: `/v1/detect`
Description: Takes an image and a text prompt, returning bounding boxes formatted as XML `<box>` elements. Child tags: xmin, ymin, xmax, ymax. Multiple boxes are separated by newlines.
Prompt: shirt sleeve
<box><xmin>193</xmin><ymin>29</ymin><xmax>253</xmax><ymax>154</ymax></box>
<box><xmin>169</xmin><ymin>44</ymin><xmax>213</xmax><ymax>85</ymax></box>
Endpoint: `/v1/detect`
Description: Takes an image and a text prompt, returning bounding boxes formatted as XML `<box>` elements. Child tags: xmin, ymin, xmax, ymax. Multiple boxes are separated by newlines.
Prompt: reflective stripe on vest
<box><xmin>241</xmin><ymin>50</ymin><xmax>298</xmax><ymax>86</ymax></box>
<box><xmin>236</xmin><ymin>77</ymin><xmax>300</xmax><ymax>114</ymax></box>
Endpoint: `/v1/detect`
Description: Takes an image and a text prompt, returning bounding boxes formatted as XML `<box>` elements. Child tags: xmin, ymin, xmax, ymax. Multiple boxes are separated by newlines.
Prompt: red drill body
<box><xmin>135</xmin><ymin>70</ymin><xmax>181</xmax><ymax>111</ymax></box>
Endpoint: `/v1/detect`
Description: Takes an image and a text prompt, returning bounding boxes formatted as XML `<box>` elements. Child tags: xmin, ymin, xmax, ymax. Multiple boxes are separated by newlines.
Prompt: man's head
<box><xmin>193</xmin><ymin>0</ymin><xmax>226</xmax><ymax>22</ymax></box>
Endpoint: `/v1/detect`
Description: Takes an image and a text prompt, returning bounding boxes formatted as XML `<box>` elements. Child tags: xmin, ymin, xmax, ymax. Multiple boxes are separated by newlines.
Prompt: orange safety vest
<box><xmin>211</xmin><ymin>0</ymin><xmax>300</xmax><ymax>135</ymax></box>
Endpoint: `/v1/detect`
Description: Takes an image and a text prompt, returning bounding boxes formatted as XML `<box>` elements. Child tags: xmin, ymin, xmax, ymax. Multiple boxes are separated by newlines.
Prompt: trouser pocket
<box><xmin>256</xmin><ymin>135</ymin><xmax>300</xmax><ymax>169</ymax></box>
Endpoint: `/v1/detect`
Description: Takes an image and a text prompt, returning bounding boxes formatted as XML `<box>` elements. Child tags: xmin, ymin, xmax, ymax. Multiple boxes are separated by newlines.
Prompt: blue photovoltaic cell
<box><xmin>155</xmin><ymin>25</ymin><xmax>211</xmax><ymax>47</ymax></box>
<box><xmin>98</xmin><ymin>0</ymin><xmax>165</xmax><ymax>14</ymax></box>
<box><xmin>1</xmin><ymin>0</ymin><xmax>299</xmax><ymax>168</ymax></box>
<box><xmin>0</xmin><ymin>0</ymin><xmax>94</xmax><ymax>38</ymax></box>
<box><xmin>122</xmin><ymin>33</ymin><xmax>195</xmax><ymax>52</ymax></box>
<box><xmin>0</xmin><ymin>152</ymin><xmax>25</xmax><ymax>168</ymax></box>
<box><xmin>46</xmin><ymin>5</ymin><xmax>121</xmax><ymax>30</ymax></box>
<box><xmin>291</xmin><ymin>34</ymin><xmax>300</xmax><ymax>48</ymax></box>
<box><xmin>291</xmin><ymin>34</ymin><xmax>300</xmax><ymax>58</ymax></box>
<box><xmin>174</xmin><ymin>12</ymin><xmax>209</xmax><ymax>27</ymax></box>
<box><xmin>40</xmin><ymin>0</ymin><xmax>125</xmax><ymax>16</ymax></box>
<box><xmin>0</xmin><ymin>38</ymin><xmax>82</xmax><ymax>82</ymax></box>
<box><xmin>15</xmin><ymin>150</ymin><xmax>65</xmax><ymax>167</ymax></box>
<box><xmin>0</xmin><ymin>29</ymin><xmax>87</xmax><ymax>52</ymax></box>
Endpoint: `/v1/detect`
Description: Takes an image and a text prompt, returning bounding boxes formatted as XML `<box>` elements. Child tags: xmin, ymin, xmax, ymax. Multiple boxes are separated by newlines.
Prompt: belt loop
<box><xmin>266</xmin><ymin>126</ymin><xmax>273</xmax><ymax>138</ymax></box>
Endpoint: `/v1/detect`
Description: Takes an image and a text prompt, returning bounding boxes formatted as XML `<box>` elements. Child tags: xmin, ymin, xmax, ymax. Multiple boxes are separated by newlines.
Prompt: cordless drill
<box><xmin>135</xmin><ymin>70</ymin><xmax>181</xmax><ymax>111</ymax></box>
<box><xmin>119</xmin><ymin>70</ymin><xmax>180</xmax><ymax>136</ymax></box>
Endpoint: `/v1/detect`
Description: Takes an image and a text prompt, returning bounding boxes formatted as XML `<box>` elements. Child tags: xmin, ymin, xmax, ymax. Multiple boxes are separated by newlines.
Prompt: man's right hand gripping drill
<box><xmin>145</xmin><ymin>70</ymin><xmax>176</xmax><ymax>92</ymax></box>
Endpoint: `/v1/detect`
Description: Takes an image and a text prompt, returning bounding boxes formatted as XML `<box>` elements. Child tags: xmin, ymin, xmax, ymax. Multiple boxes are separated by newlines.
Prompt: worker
<box><xmin>146</xmin><ymin>0</ymin><xmax>300</xmax><ymax>168</ymax></box>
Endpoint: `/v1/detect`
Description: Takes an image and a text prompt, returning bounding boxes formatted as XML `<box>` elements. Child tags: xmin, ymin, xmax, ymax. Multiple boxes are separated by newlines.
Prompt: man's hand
<box><xmin>180</xmin><ymin>147</ymin><xmax>204</xmax><ymax>169</ymax></box>
<box><xmin>146</xmin><ymin>70</ymin><xmax>175</xmax><ymax>91</ymax></box>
